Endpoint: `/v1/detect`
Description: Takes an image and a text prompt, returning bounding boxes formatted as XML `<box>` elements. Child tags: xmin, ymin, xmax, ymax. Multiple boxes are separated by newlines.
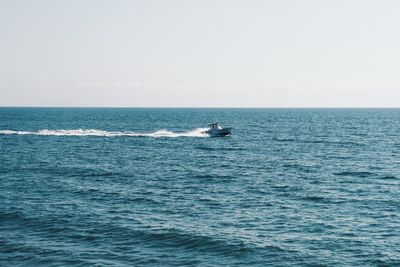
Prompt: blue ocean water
<box><xmin>0</xmin><ymin>107</ymin><xmax>399</xmax><ymax>266</ymax></box>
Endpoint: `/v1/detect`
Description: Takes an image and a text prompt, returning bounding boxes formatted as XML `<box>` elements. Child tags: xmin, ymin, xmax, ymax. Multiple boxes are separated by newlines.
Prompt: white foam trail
<box><xmin>0</xmin><ymin>128</ymin><xmax>209</xmax><ymax>138</ymax></box>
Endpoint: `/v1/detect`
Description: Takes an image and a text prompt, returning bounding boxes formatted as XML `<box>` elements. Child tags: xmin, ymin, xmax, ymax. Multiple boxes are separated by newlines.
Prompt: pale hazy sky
<box><xmin>1</xmin><ymin>0</ymin><xmax>399</xmax><ymax>107</ymax></box>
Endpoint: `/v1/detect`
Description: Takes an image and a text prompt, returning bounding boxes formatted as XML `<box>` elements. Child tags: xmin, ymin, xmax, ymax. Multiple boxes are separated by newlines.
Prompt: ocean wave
<box><xmin>302</xmin><ymin>195</ymin><xmax>330</xmax><ymax>203</ymax></box>
<box><xmin>273</xmin><ymin>137</ymin><xmax>296</xmax><ymax>142</ymax></box>
<box><xmin>195</xmin><ymin>146</ymin><xmax>244</xmax><ymax>151</ymax></box>
<box><xmin>0</xmin><ymin>210</ymin><xmax>25</xmax><ymax>221</ymax></box>
<box><xmin>333</xmin><ymin>171</ymin><xmax>374</xmax><ymax>178</ymax></box>
<box><xmin>0</xmin><ymin>128</ymin><xmax>209</xmax><ymax>138</ymax></box>
<box><xmin>379</xmin><ymin>175</ymin><xmax>398</xmax><ymax>180</ymax></box>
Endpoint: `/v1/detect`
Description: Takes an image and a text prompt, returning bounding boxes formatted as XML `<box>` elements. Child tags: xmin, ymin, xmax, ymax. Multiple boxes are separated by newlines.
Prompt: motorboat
<box><xmin>202</xmin><ymin>122</ymin><xmax>232</xmax><ymax>137</ymax></box>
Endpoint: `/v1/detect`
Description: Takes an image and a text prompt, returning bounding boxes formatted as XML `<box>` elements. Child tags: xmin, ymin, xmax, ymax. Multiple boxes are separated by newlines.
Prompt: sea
<box><xmin>0</xmin><ymin>107</ymin><xmax>399</xmax><ymax>266</ymax></box>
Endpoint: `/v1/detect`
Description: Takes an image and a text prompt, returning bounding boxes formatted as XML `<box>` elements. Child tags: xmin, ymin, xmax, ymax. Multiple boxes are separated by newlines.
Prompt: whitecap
<box><xmin>0</xmin><ymin>128</ymin><xmax>209</xmax><ymax>138</ymax></box>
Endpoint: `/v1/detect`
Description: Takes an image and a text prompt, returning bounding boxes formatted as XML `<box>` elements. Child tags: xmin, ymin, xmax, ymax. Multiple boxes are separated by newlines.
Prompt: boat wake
<box><xmin>0</xmin><ymin>128</ymin><xmax>209</xmax><ymax>138</ymax></box>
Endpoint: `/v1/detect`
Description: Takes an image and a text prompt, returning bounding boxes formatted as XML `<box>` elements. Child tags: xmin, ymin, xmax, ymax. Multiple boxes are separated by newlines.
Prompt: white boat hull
<box><xmin>203</xmin><ymin>127</ymin><xmax>232</xmax><ymax>137</ymax></box>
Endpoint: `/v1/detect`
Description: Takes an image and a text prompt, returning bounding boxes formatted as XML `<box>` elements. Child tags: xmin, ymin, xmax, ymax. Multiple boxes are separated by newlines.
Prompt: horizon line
<box><xmin>1</xmin><ymin>106</ymin><xmax>400</xmax><ymax>109</ymax></box>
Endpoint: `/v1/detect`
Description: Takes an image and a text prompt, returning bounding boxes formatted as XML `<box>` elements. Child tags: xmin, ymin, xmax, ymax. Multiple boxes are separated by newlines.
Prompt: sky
<box><xmin>0</xmin><ymin>0</ymin><xmax>399</xmax><ymax>107</ymax></box>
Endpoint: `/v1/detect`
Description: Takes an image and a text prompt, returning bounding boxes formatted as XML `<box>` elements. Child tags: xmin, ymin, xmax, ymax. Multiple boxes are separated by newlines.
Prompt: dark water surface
<box><xmin>1</xmin><ymin>108</ymin><xmax>399</xmax><ymax>266</ymax></box>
